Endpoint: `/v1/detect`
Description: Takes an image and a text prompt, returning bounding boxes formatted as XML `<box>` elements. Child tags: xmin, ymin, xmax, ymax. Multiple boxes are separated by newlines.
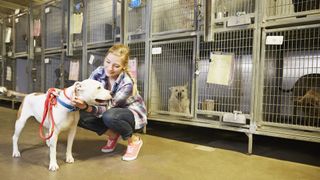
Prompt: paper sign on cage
<box><xmin>128</xmin><ymin>57</ymin><xmax>138</xmax><ymax>79</ymax></box>
<box><xmin>6</xmin><ymin>66</ymin><xmax>12</xmax><ymax>81</ymax></box>
<box><xmin>5</xmin><ymin>27</ymin><xmax>12</xmax><ymax>43</ymax></box>
<box><xmin>69</xmin><ymin>60</ymin><xmax>79</xmax><ymax>81</ymax></box>
<box><xmin>206</xmin><ymin>52</ymin><xmax>234</xmax><ymax>86</ymax></box>
<box><xmin>73</xmin><ymin>13</ymin><xmax>83</xmax><ymax>34</ymax></box>
<box><xmin>33</xmin><ymin>19</ymin><xmax>41</xmax><ymax>37</ymax></box>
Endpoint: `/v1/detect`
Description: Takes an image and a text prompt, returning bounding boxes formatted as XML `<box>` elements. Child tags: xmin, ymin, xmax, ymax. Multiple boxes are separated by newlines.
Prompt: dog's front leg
<box><xmin>48</xmin><ymin>133</ymin><xmax>59</xmax><ymax>171</ymax></box>
<box><xmin>66</xmin><ymin>121</ymin><xmax>78</xmax><ymax>163</ymax></box>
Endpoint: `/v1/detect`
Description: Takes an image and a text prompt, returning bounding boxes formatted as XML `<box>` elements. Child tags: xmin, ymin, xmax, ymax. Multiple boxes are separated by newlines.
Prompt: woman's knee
<box><xmin>102</xmin><ymin>109</ymin><xmax>118</xmax><ymax>127</ymax></box>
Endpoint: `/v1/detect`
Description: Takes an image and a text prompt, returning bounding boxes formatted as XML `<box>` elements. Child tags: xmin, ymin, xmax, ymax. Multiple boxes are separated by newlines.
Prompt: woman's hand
<box><xmin>71</xmin><ymin>97</ymin><xmax>88</xmax><ymax>110</ymax></box>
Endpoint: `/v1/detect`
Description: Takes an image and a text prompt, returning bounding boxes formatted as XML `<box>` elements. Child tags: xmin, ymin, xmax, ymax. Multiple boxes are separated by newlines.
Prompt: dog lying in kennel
<box><xmin>280</xmin><ymin>73</ymin><xmax>320</xmax><ymax>116</ymax></box>
<box><xmin>0</xmin><ymin>79</ymin><xmax>112</xmax><ymax>171</ymax></box>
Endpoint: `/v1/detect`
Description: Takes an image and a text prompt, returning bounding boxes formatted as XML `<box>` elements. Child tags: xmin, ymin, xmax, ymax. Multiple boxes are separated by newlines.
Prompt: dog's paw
<box><xmin>12</xmin><ymin>151</ymin><xmax>21</xmax><ymax>158</ymax></box>
<box><xmin>66</xmin><ymin>155</ymin><xmax>74</xmax><ymax>163</ymax></box>
<box><xmin>49</xmin><ymin>163</ymin><xmax>59</xmax><ymax>171</ymax></box>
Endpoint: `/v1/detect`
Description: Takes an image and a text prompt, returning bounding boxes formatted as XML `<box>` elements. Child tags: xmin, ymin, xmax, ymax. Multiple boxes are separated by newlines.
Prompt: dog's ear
<box><xmin>74</xmin><ymin>81</ymin><xmax>82</xmax><ymax>92</ymax></box>
<box><xmin>169</xmin><ymin>86</ymin><xmax>174</xmax><ymax>92</ymax></box>
<box><xmin>184</xmin><ymin>83</ymin><xmax>189</xmax><ymax>88</ymax></box>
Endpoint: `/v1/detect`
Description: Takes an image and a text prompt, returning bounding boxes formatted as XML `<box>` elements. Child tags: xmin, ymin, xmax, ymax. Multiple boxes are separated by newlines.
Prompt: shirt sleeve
<box><xmin>111</xmin><ymin>83</ymin><xmax>133</xmax><ymax>107</ymax></box>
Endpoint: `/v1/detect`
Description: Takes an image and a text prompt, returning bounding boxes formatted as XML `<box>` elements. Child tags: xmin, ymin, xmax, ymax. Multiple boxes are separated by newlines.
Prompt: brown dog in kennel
<box><xmin>280</xmin><ymin>73</ymin><xmax>320</xmax><ymax>117</ymax></box>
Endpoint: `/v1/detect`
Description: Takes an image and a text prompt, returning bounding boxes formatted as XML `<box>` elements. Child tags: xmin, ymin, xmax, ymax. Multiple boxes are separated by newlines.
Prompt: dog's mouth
<box><xmin>95</xmin><ymin>99</ymin><xmax>109</xmax><ymax>105</ymax></box>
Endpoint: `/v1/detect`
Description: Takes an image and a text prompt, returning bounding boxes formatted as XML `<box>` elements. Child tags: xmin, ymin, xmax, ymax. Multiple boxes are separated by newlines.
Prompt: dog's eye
<box><xmin>175</xmin><ymin>89</ymin><xmax>178</xmax><ymax>92</ymax></box>
<box><xmin>182</xmin><ymin>90</ymin><xmax>184</xmax><ymax>92</ymax></box>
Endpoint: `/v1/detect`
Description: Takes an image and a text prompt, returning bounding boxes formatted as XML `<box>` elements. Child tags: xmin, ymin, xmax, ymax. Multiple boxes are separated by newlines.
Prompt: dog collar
<box><xmin>57</xmin><ymin>97</ymin><xmax>77</xmax><ymax>112</ymax></box>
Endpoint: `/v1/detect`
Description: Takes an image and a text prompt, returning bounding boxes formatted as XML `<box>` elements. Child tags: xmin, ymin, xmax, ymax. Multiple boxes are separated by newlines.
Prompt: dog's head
<box><xmin>74</xmin><ymin>79</ymin><xmax>112</xmax><ymax>106</ymax></box>
<box><xmin>169</xmin><ymin>84</ymin><xmax>189</xmax><ymax>101</ymax></box>
<box><xmin>0</xmin><ymin>87</ymin><xmax>8</xmax><ymax>95</ymax></box>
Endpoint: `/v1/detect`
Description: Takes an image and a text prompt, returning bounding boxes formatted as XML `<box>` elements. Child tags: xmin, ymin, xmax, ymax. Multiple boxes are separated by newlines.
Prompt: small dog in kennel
<box><xmin>168</xmin><ymin>84</ymin><xmax>190</xmax><ymax>114</ymax></box>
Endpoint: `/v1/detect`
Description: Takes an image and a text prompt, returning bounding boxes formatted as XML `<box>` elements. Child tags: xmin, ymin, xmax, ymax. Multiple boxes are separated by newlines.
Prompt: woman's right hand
<box><xmin>71</xmin><ymin>97</ymin><xmax>88</xmax><ymax>110</ymax></box>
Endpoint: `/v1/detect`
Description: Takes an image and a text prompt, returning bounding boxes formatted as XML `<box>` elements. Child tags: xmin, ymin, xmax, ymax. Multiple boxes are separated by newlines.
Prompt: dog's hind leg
<box><xmin>12</xmin><ymin>101</ymin><xmax>32</xmax><ymax>158</ymax></box>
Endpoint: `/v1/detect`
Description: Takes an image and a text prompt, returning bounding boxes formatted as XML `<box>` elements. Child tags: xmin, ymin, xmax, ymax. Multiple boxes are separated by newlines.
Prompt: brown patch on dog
<box><xmin>296</xmin><ymin>89</ymin><xmax>320</xmax><ymax>106</ymax></box>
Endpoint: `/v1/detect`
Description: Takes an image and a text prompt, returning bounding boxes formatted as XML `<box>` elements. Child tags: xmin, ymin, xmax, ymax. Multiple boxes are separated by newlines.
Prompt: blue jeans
<box><xmin>78</xmin><ymin>108</ymin><xmax>135</xmax><ymax>140</ymax></box>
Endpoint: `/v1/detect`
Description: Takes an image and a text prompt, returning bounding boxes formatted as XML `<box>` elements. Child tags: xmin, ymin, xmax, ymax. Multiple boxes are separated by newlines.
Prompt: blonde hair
<box><xmin>107</xmin><ymin>44</ymin><xmax>138</xmax><ymax>96</ymax></box>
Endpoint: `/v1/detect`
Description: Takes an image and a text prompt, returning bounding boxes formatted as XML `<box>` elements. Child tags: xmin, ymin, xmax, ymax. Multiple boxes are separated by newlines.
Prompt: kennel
<box><xmin>207</xmin><ymin>0</ymin><xmax>256</xmax><ymax>31</ymax></box>
<box><xmin>43</xmin><ymin>51</ymin><xmax>82</xmax><ymax>91</ymax></box>
<box><xmin>87</xmin><ymin>0</ymin><xmax>115</xmax><ymax>45</ymax></box>
<box><xmin>198</xmin><ymin>28</ymin><xmax>254</xmax><ymax>123</ymax></box>
<box><xmin>148</xmin><ymin>38</ymin><xmax>195</xmax><ymax>118</ymax></box>
<box><xmin>14</xmin><ymin>12</ymin><xmax>29</xmax><ymax>55</ymax></box>
<box><xmin>257</xmin><ymin>24</ymin><xmax>320</xmax><ymax>142</ymax></box>
<box><xmin>151</xmin><ymin>0</ymin><xmax>196</xmax><ymax>35</ymax></box>
<box><xmin>44</xmin><ymin>0</ymin><xmax>65</xmax><ymax>50</ymax></box>
<box><xmin>264</xmin><ymin>0</ymin><xmax>320</xmax><ymax>20</ymax></box>
<box><xmin>127</xmin><ymin>2</ymin><xmax>147</xmax><ymax>41</ymax></box>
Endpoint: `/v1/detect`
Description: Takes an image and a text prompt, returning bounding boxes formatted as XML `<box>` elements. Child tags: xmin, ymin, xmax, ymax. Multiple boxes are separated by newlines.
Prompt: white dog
<box><xmin>168</xmin><ymin>84</ymin><xmax>190</xmax><ymax>114</ymax></box>
<box><xmin>10</xmin><ymin>79</ymin><xmax>112</xmax><ymax>171</ymax></box>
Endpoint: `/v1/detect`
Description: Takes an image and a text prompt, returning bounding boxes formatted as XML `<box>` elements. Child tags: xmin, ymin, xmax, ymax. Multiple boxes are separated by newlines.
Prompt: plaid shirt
<box><xmin>89</xmin><ymin>66</ymin><xmax>147</xmax><ymax>130</ymax></box>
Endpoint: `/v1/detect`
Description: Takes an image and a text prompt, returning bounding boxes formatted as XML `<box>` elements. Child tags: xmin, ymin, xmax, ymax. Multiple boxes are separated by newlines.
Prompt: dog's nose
<box><xmin>177</xmin><ymin>92</ymin><xmax>182</xmax><ymax>98</ymax></box>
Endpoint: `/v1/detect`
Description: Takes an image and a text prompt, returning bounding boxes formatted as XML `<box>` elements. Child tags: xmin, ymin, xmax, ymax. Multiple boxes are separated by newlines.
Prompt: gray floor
<box><xmin>0</xmin><ymin>104</ymin><xmax>319</xmax><ymax>180</ymax></box>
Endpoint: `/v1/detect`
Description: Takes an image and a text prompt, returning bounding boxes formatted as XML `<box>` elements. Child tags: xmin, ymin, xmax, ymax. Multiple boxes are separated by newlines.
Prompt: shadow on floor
<box><xmin>146</xmin><ymin>121</ymin><xmax>320</xmax><ymax>167</ymax></box>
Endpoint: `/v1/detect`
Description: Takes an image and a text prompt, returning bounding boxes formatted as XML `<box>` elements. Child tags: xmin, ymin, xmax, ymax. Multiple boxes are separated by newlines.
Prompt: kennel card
<box><xmin>128</xmin><ymin>57</ymin><xmax>138</xmax><ymax>79</ymax></box>
<box><xmin>207</xmin><ymin>53</ymin><xmax>234</xmax><ymax>85</ymax></box>
<box><xmin>69</xmin><ymin>60</ymin><xmax>79</xmax><ymax>81</ymax></box>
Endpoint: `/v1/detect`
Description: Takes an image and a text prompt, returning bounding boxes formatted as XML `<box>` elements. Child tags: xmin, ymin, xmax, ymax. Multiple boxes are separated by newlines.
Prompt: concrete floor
<box><xmin>0</xmin><ymin>104</ymin><xmax>319</xmax><ymax>180</ymax></box>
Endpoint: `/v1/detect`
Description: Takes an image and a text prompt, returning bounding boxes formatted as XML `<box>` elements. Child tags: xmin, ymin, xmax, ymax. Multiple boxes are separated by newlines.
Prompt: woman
<box><xmin>73</xmin><ymin>44</ymin><xmax>147</xmax><ymax>161</ymax></box>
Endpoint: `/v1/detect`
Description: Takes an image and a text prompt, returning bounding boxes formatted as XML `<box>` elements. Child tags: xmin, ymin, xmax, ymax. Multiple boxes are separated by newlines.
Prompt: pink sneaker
<box><xmin>101</xmin><ymin>134</ymin><xmax>120</xmax><ymax>153</ymax></box>
<box><xmin>122</xmin><ymin>139</ymin><xmax>143</xmax><ymax>161</ymax></box>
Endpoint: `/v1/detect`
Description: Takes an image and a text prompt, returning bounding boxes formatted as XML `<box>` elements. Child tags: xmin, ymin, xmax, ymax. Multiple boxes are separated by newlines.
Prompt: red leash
<box><xmin>39</xmin><ymin>88</ymin><xmax>58</xmax><ymax>140</ymax></box>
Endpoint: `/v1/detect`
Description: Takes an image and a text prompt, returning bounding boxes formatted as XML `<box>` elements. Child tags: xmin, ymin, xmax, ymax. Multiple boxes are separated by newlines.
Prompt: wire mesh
<box><xmin>128</xmin><ymin>42</ymin><xmax>145</xmax><ymax>98</ymax></box>
<box><xmin>44</xmin><ymin>54</ymin><xmax>61</xmax><ymax>90</ymax></box>
<box><xmin>266</xmin><ymin>0</ymin><xmax>320</xmax><ymax>18</ymax></box>
<box><xmin>150</xmin><ymin>39</ymin><xmax>194</xmax><ymax>114</ymax></box>
<box><xmin>14</xmin><ymin>14</ymin><xmax>28</xmax><ymax>53</ymax></box>
<box><xmin>32</xmin><ymin>55</ymin><xmax>42</xmax><ymax>92</ymax></box>
<box><xmin>45</xmin><ymin>2</ymin><xmax>63</xmax><ymax>49</ymax></box>
<box><xmin>87</xmin><ymin>0</ymin><xmax>114</xmax><ymax>44</ymax></box>
<box><xmin>152</xmin><ymin>0</ymin><xmax>195</xmax><ymax>33</ymax></box>
<box><xmin>15</xmin><ymin>58</ymin><xmax>29</xmax><ymax>93</ymax></box>
<box><xmin>198</xmin><ymin>29</ymin><xmax>254</xmax><ymax>115</ymax></box>
<box><xmin>262</xmin><ymin>25</ymin><xmax>320</xmax><ymax>128</ymax></box>
<box><xmin>87</xmin><ymin>48</ymin><xmax>109</xmax><ymax>76</ymax></box>
<box><xmin>128</xmin><ymin>5</ymin><xmax>146</xmax><ymax>40</ymax></box>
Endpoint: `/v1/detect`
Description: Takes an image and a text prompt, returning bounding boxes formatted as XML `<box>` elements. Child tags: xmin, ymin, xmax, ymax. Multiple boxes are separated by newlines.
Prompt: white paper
<box><xmin>14</xmin><ymin>9</ymin><xmax>20</xmax><ymax>15</ymax></box>
<box><xmin>69</xmin><ymin>60</ymin><xmax>79</xmax><ymax>81</ymax></box>
<box><xmin>5</xmin><ymin>27</ymin><xmax>12</xmax><ymax>43</ymax></box>
<box><xmin>73</xmin><ymin>13</ymin><xmax>83</xmax><ymax>34</ymax></box>
<box><xmin>45</xmin><ymin>7</ymin><xmax>50</xmax><ymax>13</ymax></box>
<box><xmin>44</xmin><ymin>58</ymin><xmax>50</xmax><ymax>64</ymax></box>
<box><xmin>266</xmin><ymin>36</ymin><xmax>284</xmax><ymax>45</ymax></box>
<box><xmin>6</xmin><ymin>66</ymin><xmax>12</xmax><ymax>81</ymax></box>
<box><xmin>128</xmin><ymin>58</ymin><xmax>138</xmax><ymax>79</ymax></box>
<box><xmin>15</xmin><ymin>18</ymin><xmax>19</xmax><ymax>23</ymax></box>
<box><xmin>33</xmin><ymin>19</ymin><xmax>41</xmax><ymax>37</ymax></box>
<box><xmin>207</xmin><ymin>53</ymin><xmax>234</xmax><ymax>85</ymax></box>
<box><xmin>152</xmin><ymin>47</ymin><xmax>162</xmax><ymax>55</ymax></box>
<box><xmin>89</xmin><ymin>55</ymin><xmax>95</xmax><ymax>65</ymax></box>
